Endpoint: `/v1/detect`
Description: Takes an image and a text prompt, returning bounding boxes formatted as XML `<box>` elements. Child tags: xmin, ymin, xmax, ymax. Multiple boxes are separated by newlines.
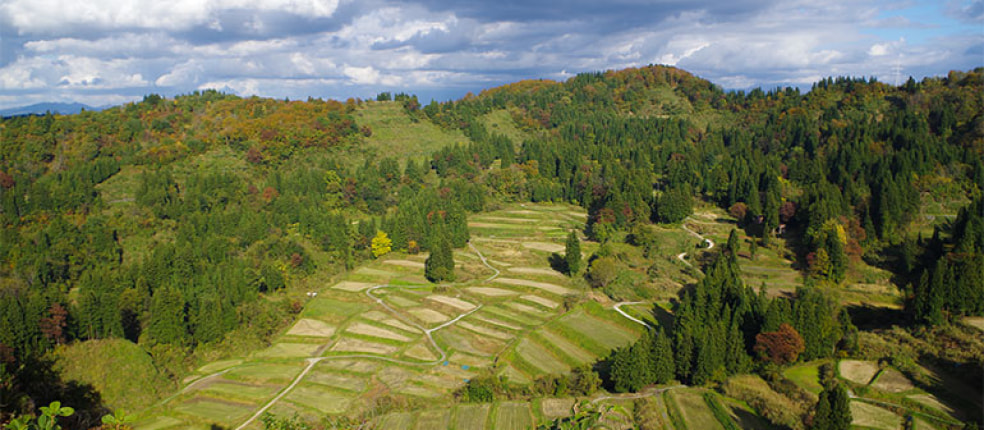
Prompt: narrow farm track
<box><xmin>589</xmin><ymin>384</ymin><xmax>685</xmax><ymax>404</ymax></box>
<box><xmin>613</xmin><ymin>302</ymin><xmax>649</xmax><ymax>327</ymax></box>
<box><xmin>234</xmin><ymin>243</ymin><xmax>500</xmax><ymax>430</ymax></box>
<box><xmin>677</xmin><ymin>217</ymin><xmax>715</xmax><ymax>271</ymax></box>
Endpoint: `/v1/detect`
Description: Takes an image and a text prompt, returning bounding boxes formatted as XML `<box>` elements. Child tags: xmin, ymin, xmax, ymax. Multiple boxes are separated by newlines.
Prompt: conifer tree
<box><xmin>565</xmin><ymin>230</ymin><xmax>581</xmax><ymax>276</ymax></box>
<box><xmin>148</xmin><ymin>288</ymin><xmax>186</xmax><ymax>345</ymax></box>
<box><xmin>425</xmin><ymin>222</ymin><xmax>455</xmax><ymax>283</ymax></box>
<box><xmin>653</xmin><ymin>328</ymin><xmax>675</xmax><ymax>384</ymax></box>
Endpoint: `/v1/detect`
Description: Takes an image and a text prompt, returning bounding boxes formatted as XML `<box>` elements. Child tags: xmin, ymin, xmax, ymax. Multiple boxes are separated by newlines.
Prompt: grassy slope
<box><xmin>351</xmin><ymin>101</ymin><xmax>469</xmax><ymax>167</ymax></box>
<box><xmin>52</xmin><ymin>338</ymin><xmax>173</xmax><ymax>412</ymax></box>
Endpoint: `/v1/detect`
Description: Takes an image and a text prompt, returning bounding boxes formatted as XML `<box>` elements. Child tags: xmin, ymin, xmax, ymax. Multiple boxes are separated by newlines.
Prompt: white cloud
<box><xmin>1</xmin><ymin>0</ymin><xmax>339</xmax><ymax>35</ymax></box>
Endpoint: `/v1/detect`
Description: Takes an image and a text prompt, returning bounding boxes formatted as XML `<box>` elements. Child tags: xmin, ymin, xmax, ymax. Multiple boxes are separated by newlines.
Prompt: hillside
<box><xmin>1</xmin><ymin>66</ymin><xmax>982</xmax><ymax>429</ymax></box>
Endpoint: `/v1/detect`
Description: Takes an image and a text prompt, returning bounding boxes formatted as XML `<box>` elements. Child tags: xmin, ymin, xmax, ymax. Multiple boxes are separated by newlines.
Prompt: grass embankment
<box><xmin>52</xmin><ymin>338</ymin><xmax>173</xmax><ymax>412</ymax></box>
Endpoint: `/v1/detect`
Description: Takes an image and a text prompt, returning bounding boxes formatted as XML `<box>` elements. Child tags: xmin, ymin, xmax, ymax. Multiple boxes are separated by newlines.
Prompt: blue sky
<box><xmin>0</xmin><ymin>0</ymin><xmax>981</xmax><ymax>109</ymax></box>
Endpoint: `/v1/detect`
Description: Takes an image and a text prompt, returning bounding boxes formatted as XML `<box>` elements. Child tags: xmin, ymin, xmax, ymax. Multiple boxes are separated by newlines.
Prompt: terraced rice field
<box><xmin>135</xmin><ymin>203</ymin><xmax>650</xmax><ymax>429</ymax></box>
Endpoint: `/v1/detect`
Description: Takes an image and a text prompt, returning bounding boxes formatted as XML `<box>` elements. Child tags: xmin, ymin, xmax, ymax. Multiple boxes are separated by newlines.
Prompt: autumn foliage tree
<box><xmin>754</xmin><ymin>323</ymin><xmax>805</xmax><ymax>365</ymax></box>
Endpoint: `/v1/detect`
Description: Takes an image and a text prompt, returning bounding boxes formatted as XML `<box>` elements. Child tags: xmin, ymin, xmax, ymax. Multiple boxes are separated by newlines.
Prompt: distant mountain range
<box><xmin>0</xmin><ymin>102</ymin><xmax>104</xmax><ymax>117</ymax></box>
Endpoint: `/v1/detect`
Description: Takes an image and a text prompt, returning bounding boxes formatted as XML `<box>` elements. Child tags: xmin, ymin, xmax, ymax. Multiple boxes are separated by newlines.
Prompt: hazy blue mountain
<box><xmin>0</xmin><ymin>102</ymin><xmax>102</xmax><ymax>117</ymax></box>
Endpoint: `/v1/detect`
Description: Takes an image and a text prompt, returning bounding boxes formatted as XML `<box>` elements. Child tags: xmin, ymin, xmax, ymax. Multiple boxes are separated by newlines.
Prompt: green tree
<box><xmin>813</xmin><ymin>383</ymin><xmax>851</xmax><ymax>430</ymax></box>
<box><xmin>652</xmin><ymin>328</ymin><xmax>675</xmax><ymax>384</ymax></box>
<box><xmin>147</xmin><ymin>288</ymin><xmax>186</xmax><ymax>345</ymax></box>
<box><xmin>565</xmin><ymin>230</ymin><xmax>582</xmax><ymax>276</ymax></box>
<box><xmin>425</xmin><ymin>224</ymin><xmax>455</xmax><ymax>283</ymax></box>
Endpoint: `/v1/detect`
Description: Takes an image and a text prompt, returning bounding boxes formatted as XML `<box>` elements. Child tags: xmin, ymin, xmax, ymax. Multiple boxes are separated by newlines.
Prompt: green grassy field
<box><xmin>492</xmin><ymin>402</ymin><xmax>533</xmax><ymax>430</ymax></box>
<box><xmin>784</xmin><ymin>361</ymin><xmax>824</xmax><ymax>395</ymax></box>
<box><xmin>452</xmin><ymin>403</ymin><xmax>491</xmax><ymax>430</ymax></box>
<box><xmin>352</xmin><ymin>101</ymin><xmax>468</xmax><ymax>167</ymax></box>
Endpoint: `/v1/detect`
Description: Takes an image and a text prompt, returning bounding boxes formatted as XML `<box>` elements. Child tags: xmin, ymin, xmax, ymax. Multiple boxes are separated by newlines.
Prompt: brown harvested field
<box><xmin>316</xmin><ymin>359</ymin><xmax>380</xmax><ymax>375</ymax></box>
<box><xmin>457</xmin><ymin>321</ymin><xmax>513</xmax><ymax>340</ymax></box>
<box><xmin>493</xmin><ymin>277</ymin><xmax>572</xmax><ymax>295</ymax></box>
<box><xmin>254</xmin><ymin>342</ymin><xmax>320</xmax><ymax>358</ymax></box>
<box><xmin>963</xmin><ymin>316</ymin><xmax>984</xmax><ymax>332</ymax></box>
<box><xmin>409</xmin><ymin>308</ymin><xmax>451</xmax><ymax>324</ymax></box>
<box><xmin>506</xmin><ymin>302</ymin><xmax>549</xmax><ymax>317</ymax></box>
<box><xmin>426</xmin><ymin>295</ymin><xmax>477</xmax><ymax>311</ymax></box>
<box><xmin>521</xmin><ymin>241</ymin><xmax>565</xmax><ymax>253</ymax></box>
<box><xmin>850</xmin><ymin>401</ymin><xmax>901</xmax><ymax>430</ymax></box>
<box><xmin>466</xmin><ymin>287</ymin><xmax>519</xmax><ymax>297</ymax></box>
<box><xmin>839</xmin><ymin>360</ymin><xmax>880</xmax><ymax>385</ymax></box>
<box><xmin>507</xmin><ymin>267</ymin><xmax>565</xmax><ymax>277</ymax></box>
<box><xmin>476</xmin><ymin>216</ymin><xmax>538</xmax><ymax>223</ymax></box>
<box><xmin>415</xmin><ymin>410</ymin><xmax>451</xmax><ymax>430</ymax></box>
<box><xmin>304</xmin><ymin>372</ymin><xmax>367</xmax><ymax>393</ymax></box>
<box><xmin>332</xmin><ymin>281</ymin><xmax>377</xmax><ymax>292</ymax></box>
<box><xmin>671</xmin><ymin>389</ymin><xmax>724</xmax><ymax>430</ymax></box>
<box><xmin>402</xmin><ymin>342</ymin><xmax>438</xmax><ymax>361</ymax></box>
<box><xmin>541</xmin><ymin>398</ymin><xmax>574</xmax><ymax>418</ymax></box>
<box><xmin>383</xmin><ymin>260</ymin><xmax>426</xmax><ymax>269</ymax></box>
<box><xmin>520</xmin><ymin>294</ymin><xmax>559</xmax><ymax>309</ymax></box>
<box><xmin>361</xmin><ymin>311</ymin><xmax>421</xmax><ymax>333</ymax></box>
<box><xmin>871</xmin><ymin>368</ymin><xmax>915</xmax><ymax>393</ymax></box>
<box><xmin>907</xmin><ymin>394</ymin><xmax>956</xmax><ymax>416</ymax></box>
<box><xmin>329</xmin><ymin>337</ymin><xmax>399</xmax><ymax>355</ymax></box>
<box><xmin>345</xmin><ymin>322</ymin><xmax>412</xmax><ymax>342</ymax></box>
<box><xmin>286</xmin><ymin>318</ymin><xmax>336</xmax><ymax>337</ymax></box>
<box><xmin>470</xmin><ymin>314</ymin><xmax>522</xmax><ymax>331</ymax></box>
<box><xmin>498</xmin><ymin>364</ymin><xmax>531</xmax><ymax>384</ymax></box>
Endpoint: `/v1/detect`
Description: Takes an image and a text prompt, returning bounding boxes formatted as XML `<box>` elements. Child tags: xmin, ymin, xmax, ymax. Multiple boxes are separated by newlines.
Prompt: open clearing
<box><xmin>671</xmin><ymin>389</ymin><xmax>724</xmax><ymax>430</ymax></box>
<box><xmin>465</xmin><ymin>287</ymin><xmax>518</xmax><ymax>296</ymax></box>
<box><xmin>329</xmin><ymin>337</ymin><xmax>399</xmax><ymax>355</ymax></box>
<box><xmin>254</xmin><ymin>342</ymin><xmax>321</xmax><ymax>358</ymax></box>
<box><xmin>839</xmin><ymin>360</ymin><xmax>880</xmax><ymax>385</ymax></box>
<box><xmin>850</xmin><ymin>401</ymin><xmax>901</xmax><ymax>430</ymax></box>
<box><xmin>453</xmin><ymin>403</ymin><xmax>491</xmax><ymax>430</ymax></box>
<box><xmin>286</xmin><ymin>319</ymin><xmax>336</xmax><ymax>337</ymax></box>
<box><xmin>557</xmin><ymin>311</ymin><xmax>638</xmax><ymax>351</ymax></box>
<box><xmin>784</xmin><ymin>362</ymin><xmax>823</xmax><ymax>394</ymax></box>
<box><xmin>541</xmin><ymin>398</ymin><xmax>575</xmax><ymax>418</ymax></box>
<box><xmin>964</xmin><ymin>316</ymin><xmax>984</xmax><ymax>332</ymax></box>
<box><xmin>871</xmin><ymin>368</ymin><xmax>915</xmax><ymax>393</ymax></box>
<box><xmin>415</xmin><ymin>410</ymin><xmax>451</xmax><ymax>430</ymax></box>
<box><xmin>173</xmin><ymin>397</ymin><xmax>252</xmax><ymax>424</ymax></box>
<box><xmin>507</xmin><ymin>267</ymin><xmax>565</xmax><ymax>277</ymax></box>
<box><xmin>426</xmin><ymin>294</ymin><xmax>477</xmax><ymax>311</ymax></box>
<box><xmin>907</xmin><ymin>394</ymin><xmax>956</xmax><ymax>415</ymax></box>
<box><xmin>305</xmin><ymin>371</ymin><xmax>366</xmax><ymax>393</ymax></box>
<box><xmin>283</xmin><ymin>384</ymin><xmax>352</xmax><ymax>414</ymax></box>
<box><xmin>521</xmin><ymin>294</ymin><xmax>559</xmax><ymax>309</ymax></box>
<box><xmin>383</xmin><ymin>259</ymin><xmax>426</xmax><ymax>269</ymax></box>
<box><xmin>520</xmin><ymin>241</ymin><xmax>566</xmax><ymax>253</ymax></box>
<box><xmin>345</xmin><ymin>322</ymin><xmax>412</xmax><ymax>342</ymax></box>
<box><xmin>494</xmin><ymin>402</ymin><xmax>533</xmax><ymax>430</ymax></box>
<box><xmin>409</xmin><ymin>308</ymin><xmax>451</xmax><ymax>324</ymax></box>
<box><xmin>514</xmin><ymin>338</ymin><xmax>570</xmax><ymax>375</ymax></box>
<box><xmin>493</xmin><ymin>277</ymin><xmax>572</xmax><ymax>295</ymax></box>
<box><xmin>332</xmin><ymin>281</ymin><xmax>377</xmax><ymax>292</ymax></box>
<box><xmin>535</xmin><ymin>329</ymin><xmax>596</xmax><ymax>365</ymax></box>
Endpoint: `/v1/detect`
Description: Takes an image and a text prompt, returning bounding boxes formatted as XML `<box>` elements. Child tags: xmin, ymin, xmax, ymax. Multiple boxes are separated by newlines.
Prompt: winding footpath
<box><xmin>234</xmin><ymin>243</ymin><xmax>501</xmax><ymax>430</ymax></box>
<box><xmin>613</xmin><ymin>302</ymin><xmax>649</xmax><ymax>327</ymax></box>
<box><xmin>676</xmin><ymin>217</ymin><xmax>714</xmax><ymax>269</ymax></box>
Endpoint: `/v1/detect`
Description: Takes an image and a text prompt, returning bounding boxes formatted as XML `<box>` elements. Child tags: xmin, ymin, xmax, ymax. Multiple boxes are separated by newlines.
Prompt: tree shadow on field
<box><xmin>548</xmin><ymin>252</ymin><xmax>568</xmax><ymax>275</ymax></box>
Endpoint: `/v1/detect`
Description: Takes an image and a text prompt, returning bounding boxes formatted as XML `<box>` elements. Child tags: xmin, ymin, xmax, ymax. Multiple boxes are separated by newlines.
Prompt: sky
<box><xmin>0</xmin><ymin>0</ymin><xmax>981</xmax><ymax>109</ymax></box>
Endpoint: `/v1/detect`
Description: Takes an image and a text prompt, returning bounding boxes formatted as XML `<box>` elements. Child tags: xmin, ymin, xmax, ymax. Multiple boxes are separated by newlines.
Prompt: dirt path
<box><xmin>589</xmin><ymin>384</ymin><xmax>685</xmax><ymax>404</ymax></box>
<box><xmin>234</xmin><ymin>243</ymin><xmax>501</xmax><ymax>430</ymax></box>
<box><xmin>613</xmin><ymin>302</ymin><xmax>650</xmax><ymax>327</ymax></box>
<box><xmin>677</xmin><ymin>217</ymin><xmax>714</xmax><ymax>272</ymax></box>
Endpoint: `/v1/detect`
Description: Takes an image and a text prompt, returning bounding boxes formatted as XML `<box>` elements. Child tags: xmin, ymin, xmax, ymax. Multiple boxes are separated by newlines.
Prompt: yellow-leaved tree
<box><xmin>371</xmin><ymin>231</ymin><xmax>392</xmax><ymax>258</ymax></box>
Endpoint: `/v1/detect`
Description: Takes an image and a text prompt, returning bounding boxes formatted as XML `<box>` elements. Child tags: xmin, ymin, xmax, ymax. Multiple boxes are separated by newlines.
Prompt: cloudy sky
<box><xmin>0</xmin><ymin>0</ymin><xmax>981</xmax><ymax>109</ymax></box>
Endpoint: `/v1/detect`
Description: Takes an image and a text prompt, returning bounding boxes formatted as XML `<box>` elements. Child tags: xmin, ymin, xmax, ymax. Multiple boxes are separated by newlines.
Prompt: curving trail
<box><xmin>676</xmin><ymin>217</ymin><xmax>714</xmax><ymax>272</ymax></box>
<box><xmin>589</xmin><ymin>384</ymin><xmax>685</xmax><ymax>405</ymax></box>
<box><xmin>613</xmin><ymin>302</ymin><xmax>650</xmax><ymax>327</ymax></box>
<box><xmin>234</xmin><ymin>243</ymin><xmax>500</xmax><ymax>430</ymax></box>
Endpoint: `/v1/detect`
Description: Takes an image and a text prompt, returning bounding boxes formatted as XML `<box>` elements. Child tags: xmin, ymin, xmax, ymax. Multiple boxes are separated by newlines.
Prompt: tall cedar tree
<box><xmin>425</xmin><ymin>222</ymin><xmax>455</xmax><ymax>283</ymax></box>
<box><xmin>565</xmin><ymin>230</ymin><xmax>582</xmax><ymax>276</ymax></box>
<box><xmin>813</xmin><ymin>383</ymin><xmax>852</xmax><ymax>430</ymax></box>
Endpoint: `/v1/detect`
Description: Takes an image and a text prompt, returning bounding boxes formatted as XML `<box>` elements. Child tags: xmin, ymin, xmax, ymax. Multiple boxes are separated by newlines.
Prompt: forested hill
<box><xmin>0</xmin><ymin>65</ymin><xmax>982</xmax><ymax>425</ymax></box>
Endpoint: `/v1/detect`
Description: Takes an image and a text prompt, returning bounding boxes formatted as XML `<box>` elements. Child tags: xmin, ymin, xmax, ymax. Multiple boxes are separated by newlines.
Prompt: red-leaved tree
<box><xmin>754</xmin><ymin>323</ymin><xmax>805</xmax><ymax>365</ymax></box>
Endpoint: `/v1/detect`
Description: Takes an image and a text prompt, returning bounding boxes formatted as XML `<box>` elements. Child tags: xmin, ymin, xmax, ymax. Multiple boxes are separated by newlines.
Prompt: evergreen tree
<box><xmin>425</xmin><ymin>222</ymin><xmax>455</xmax><ymax>283</ymax></box>
<box><xmin>565</xmin><ymin>230</ymin><xmax>581</xmax><ymax>276</ymax></box>
<box><xmin>148</xmin><ymin>288</ymin><xmax>186</xmax><ymax>345</ymax></box>
<box><xmin>652</xmin><ymin>328</ymin><xmax>675</xmax><ymax>384</ymax></box>
<box><xmin>813</xmin><ymin>383</ymin><xmax>852</xmax><ymax>430</ymax></box>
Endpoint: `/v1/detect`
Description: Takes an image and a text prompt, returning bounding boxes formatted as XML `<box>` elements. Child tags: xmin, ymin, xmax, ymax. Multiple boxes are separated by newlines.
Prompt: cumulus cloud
<box><xmin>0</xmin><ymin>0</ymin><xmax>980</xmax><ymax>109</ymax></box>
